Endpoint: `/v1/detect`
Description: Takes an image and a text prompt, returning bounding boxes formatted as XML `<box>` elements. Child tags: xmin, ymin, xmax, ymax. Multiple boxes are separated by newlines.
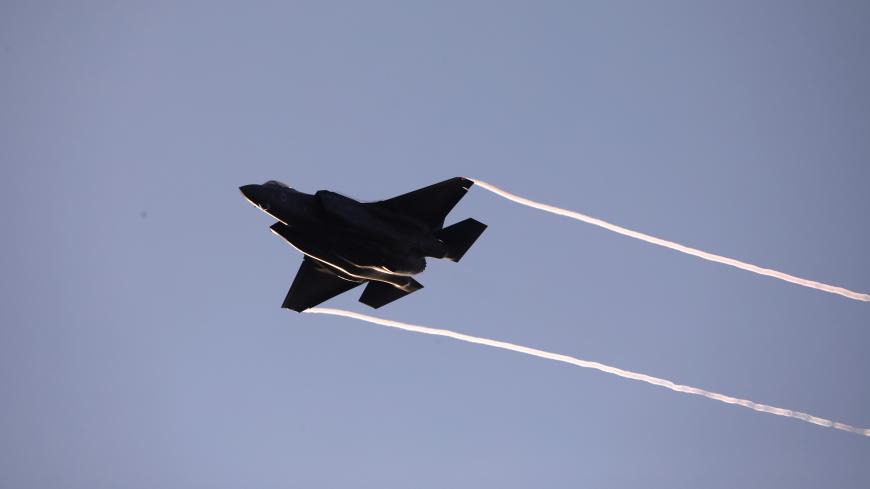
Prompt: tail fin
<box><xmin>436</xmin><ymin>218</ymin><xmax>487</xmax><ymax>262</ymax></box>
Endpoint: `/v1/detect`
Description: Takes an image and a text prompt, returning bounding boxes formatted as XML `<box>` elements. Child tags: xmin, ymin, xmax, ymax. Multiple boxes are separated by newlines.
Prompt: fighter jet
<box><xmin>240</xmin><ymin>177</ymin><xmax>487</xmax><ymax>312</ymax></box>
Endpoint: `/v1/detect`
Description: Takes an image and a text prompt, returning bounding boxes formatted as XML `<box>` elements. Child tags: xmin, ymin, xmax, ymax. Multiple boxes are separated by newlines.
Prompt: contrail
<box><xmin>306</xmin><ymin>307</ymin><xmax>870</xmax><ymax>437</ymax></box>
<box><xmin>470</xmin><ymin>178</ymin><xmax>870</xmax><ymax>302</ymax></box>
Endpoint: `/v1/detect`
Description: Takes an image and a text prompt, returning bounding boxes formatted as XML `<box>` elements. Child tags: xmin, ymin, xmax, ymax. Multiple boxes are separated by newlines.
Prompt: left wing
<box><xmin>282</xmin><ymin>257</ymin><xmax>363</xmax><ymax>312</ymax></box>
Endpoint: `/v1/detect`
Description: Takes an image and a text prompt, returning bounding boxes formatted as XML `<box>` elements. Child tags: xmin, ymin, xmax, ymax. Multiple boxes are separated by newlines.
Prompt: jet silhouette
<box><xmin>240</xmin><ymin>177</ymin><xmax>487</xmax><ymax>311</ymax></box>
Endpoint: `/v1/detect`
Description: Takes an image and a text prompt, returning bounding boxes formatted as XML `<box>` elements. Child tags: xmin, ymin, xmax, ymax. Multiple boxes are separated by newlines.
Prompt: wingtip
<box><xmin>457</xmin><ymin>177</ymin><xmax>474</xmax><ymax>190</ymax></box>
<box><xmin>282</xmin><ymin>302</ymin><xmax>306</xmax><ymax>313</ymax></box>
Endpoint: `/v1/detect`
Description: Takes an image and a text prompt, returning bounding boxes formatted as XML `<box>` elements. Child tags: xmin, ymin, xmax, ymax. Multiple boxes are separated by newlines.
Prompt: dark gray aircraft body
<box><xmin>240</xmin><ymin>177</ymin><xmax>486</xmax><ymax>311</ymax></box>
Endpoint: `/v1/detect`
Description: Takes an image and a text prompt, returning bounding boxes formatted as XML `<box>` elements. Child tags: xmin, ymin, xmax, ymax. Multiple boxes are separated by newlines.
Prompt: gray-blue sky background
<box><xmin>2</xmin><ymin>1</ymin><xmax>869</xmax><ymax>487</ymax></box>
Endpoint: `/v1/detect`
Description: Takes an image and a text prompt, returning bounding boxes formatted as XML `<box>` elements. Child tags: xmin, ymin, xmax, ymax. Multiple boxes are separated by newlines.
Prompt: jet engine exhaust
<box><xmin>470</xmin><ymin>178</ymin><xmax>870</xmax><ymax>302</ymax></box>
<box><xmin>305</xmin><ymin>307</ymin><xmax>870</xmax><ymax>437</ymax></box>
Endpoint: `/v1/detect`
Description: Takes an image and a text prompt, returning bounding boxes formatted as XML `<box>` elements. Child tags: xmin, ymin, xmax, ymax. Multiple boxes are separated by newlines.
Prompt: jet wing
<box><xmin>368</xmin><ymin>177</ymin><xmax>474</xmax><ymax>230</ymax></box>
<box><xmin>282</xmin><ymin>257</ymin><xmax>363</xmax><ymax>312</ymax></box>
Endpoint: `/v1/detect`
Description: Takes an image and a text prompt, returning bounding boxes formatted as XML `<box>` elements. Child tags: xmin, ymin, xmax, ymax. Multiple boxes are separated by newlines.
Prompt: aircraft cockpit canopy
<box><xmin>264</xmin><ymin>180</ymin><xmax>290</xmax><ymax>188</ymax></box>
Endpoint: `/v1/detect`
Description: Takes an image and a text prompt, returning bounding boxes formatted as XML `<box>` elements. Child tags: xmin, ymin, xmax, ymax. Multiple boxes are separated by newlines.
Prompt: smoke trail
<box><xmin>470</xmin><ymin>179</ymin><xmax>870</xmax><ymax>302</ymax></box>
<box><xmin>306</xmin><ymin>307</ymin><xmax>870</xmax><ymax>437</ymax></box>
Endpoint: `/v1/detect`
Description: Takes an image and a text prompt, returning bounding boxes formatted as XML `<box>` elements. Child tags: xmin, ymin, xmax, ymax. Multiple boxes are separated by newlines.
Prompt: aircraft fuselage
<box><xmin>240</xmin><ymin>182</ymin><xmax>447</xmax><ymax>290</ymax></box>
<box><xmin>241</xmin><ymin>177</ymin><xmax>486</xmax><ymax>311</ymax></box>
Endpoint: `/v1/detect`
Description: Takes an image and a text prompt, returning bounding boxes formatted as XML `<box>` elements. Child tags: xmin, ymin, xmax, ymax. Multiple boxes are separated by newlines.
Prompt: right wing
<box><xmin>282</xmin><ymin>257</ymin><xmax>363</xmax><ymax>312</ymax></box>
<box><xmin>367</xmin><ymin>177</ymin><xmax>474</xmax><ymax>230</ymax></box>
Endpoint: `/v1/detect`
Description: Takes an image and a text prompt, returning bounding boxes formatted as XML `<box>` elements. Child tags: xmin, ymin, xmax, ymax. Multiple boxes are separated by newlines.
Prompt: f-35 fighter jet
<box><xmin>240</xmin><ymin>177</ymin><xmax>487</xmax><ymax>312</ymax></box>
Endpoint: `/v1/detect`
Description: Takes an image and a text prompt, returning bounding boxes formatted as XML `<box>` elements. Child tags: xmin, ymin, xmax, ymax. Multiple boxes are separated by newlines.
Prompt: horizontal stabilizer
<box><xmin>436</xmin><ymin>218</ymin><xmax>487</xmax><ymax>262</ymax></box>
<box><xmin>359</xmin><ymin>279</ymin><xmax>423</xmax><ymax>309</ymax></box>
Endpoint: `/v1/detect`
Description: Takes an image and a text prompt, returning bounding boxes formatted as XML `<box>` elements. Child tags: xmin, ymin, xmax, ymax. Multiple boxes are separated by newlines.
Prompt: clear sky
<box><xmin>2</xmin><ymin>1</ymin><xmax>869</xmax><ymax>487</ymax></box>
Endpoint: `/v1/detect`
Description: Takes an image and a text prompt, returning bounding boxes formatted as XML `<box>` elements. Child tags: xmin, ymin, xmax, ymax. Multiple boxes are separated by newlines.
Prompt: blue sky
<box><xmin>2</xmin><ymin>2</ymin><xmax>869</xmax><ymax>487</ymax></box>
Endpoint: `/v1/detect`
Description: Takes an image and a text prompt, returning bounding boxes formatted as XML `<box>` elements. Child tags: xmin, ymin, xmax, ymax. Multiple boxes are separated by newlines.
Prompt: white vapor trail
<box><xmin>470</xmin><ymin>179</ymin><xmax>870</xmax><ymax>302</ymax></box>
<box><xmin>306</xmin><ymin>307</ymin><xmax>870</xmax><ymax>437</ymax></box>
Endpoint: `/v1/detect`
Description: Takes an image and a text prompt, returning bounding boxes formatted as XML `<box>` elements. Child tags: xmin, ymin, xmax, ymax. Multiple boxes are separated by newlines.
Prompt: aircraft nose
<box><xmin>240</xmin><ymin>184</ymin><xmax>272</xmax><ymax>212</ymax></box>
<box><xmin>239</xmin><ymin>184</ymin><xmax>258</xmax><ymax>201</ymax></box>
